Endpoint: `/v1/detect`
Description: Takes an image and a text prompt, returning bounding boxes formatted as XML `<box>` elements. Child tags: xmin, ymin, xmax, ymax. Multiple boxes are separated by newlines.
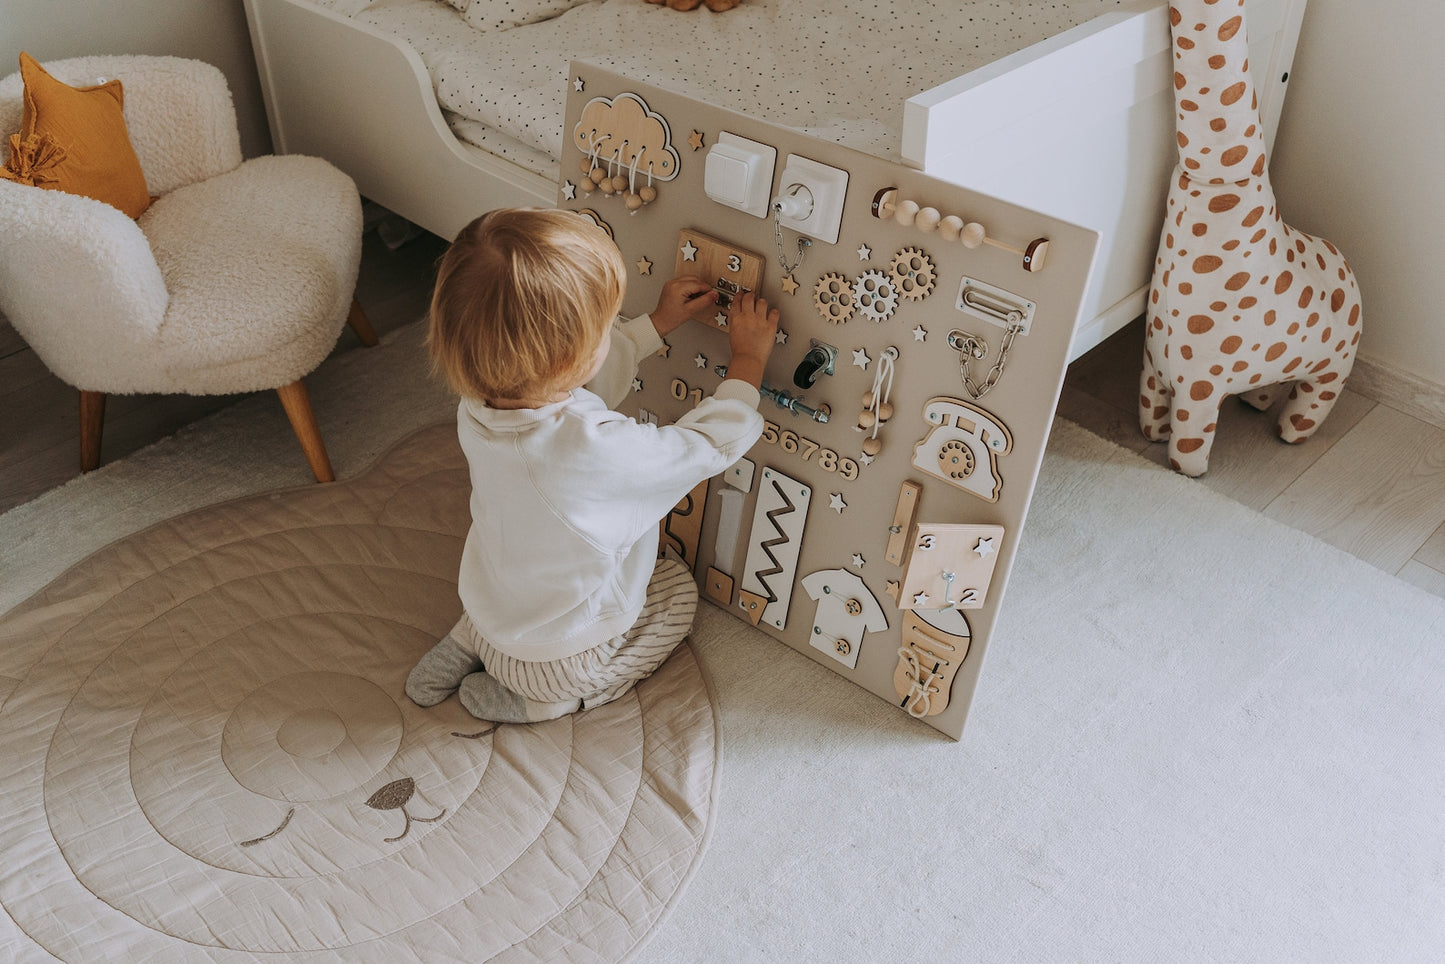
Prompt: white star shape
<box><xmin>715</xmin><ymin>312</ymin><xmax>729</xmax><ymax>328</ymax></box>
<box><xmin>859</xmin><ymin>452</ymin><xmax>876</xmax><ymax>466</ymax></box>
<box><xmin>694</xmin><ymin>353</ymin><xmax>708</xmax><ymax>369</ymax></box>
<box><xmin>829</xmin><ymin>492</ymin><xmax>847</xmax><ymax>513</ymax></box>
<box><xmin>857</xmin><ymin>243</ymin><xmax>871</xmax><ymax>261</ymax></box>
<box><xmin>573</xmin><ymin>77</ymin><xmax>585</xmax><ymax>92</ymax></box>
<box><xmin>912</xmin><ymin>590</ymin><xmax>930</xmax><ymax>607</ymax></box>
<box><xmin>913</xmin><ymin>324</ymin><xmax>927</xmax><ymax>342</ymax></box>
<box><xmin>851</xmin><ymin>553</ymin><xmax>866</xmax><ymax>569</ymax></box>
<box><xmin>562</xmin><ymin>180</ymin><xmax>577</xmax><ymax>200</ymax></box>
<box><xmin>775</xmin><ymin>329</ymin><xmax>789</xmax><ymax>344</ymax></box>
<box><xmin>631</xmin><ymin>377</ymin><xmax>643</xmax><ymax>392</ymax></box>
<box><xmin>974</xmin><ymin>537</ymin><xmax>996</xmax><ymax>558</ymax></box>
<box><xmin>680</xmin><ymin>240</ymin><xmax>699</xmax><ymax>262</ymax></box>
<box><xmin>852</xmin><ymin>348</ymin><xmax>871</xmax><ymax>370</ymax></box>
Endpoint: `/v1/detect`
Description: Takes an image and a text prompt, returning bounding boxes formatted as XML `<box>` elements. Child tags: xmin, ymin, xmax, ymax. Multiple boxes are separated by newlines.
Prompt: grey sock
<box><xmin>457</xmin><ymin>670</ymin><xmax>581</xmax><ymax>724</ymax></box>
<box><xmin>405</xmin><ymin>635</ymin><xmax>482</xmax><ymax>707</ymax></box>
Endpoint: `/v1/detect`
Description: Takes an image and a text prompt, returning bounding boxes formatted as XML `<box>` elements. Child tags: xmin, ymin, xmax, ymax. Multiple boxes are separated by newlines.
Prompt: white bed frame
<box><xmin>242</xmin><ymin>0</ymin><xmax>1305</xmax><ymax>360</ymax></box>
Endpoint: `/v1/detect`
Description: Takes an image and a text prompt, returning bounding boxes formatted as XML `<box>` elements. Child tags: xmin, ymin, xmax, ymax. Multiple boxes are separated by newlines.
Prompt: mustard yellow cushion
<box><xmin>0</xmin><ymin>52</ymin><xmax>151</xmax><ymax>218</ymax></box>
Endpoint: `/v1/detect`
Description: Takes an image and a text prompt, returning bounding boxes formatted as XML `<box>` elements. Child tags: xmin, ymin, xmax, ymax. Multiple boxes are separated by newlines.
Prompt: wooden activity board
<box><xmin>561</xmin><ymin>67</ymin><xmax>1098</xmax><ymax>740</ymax></box>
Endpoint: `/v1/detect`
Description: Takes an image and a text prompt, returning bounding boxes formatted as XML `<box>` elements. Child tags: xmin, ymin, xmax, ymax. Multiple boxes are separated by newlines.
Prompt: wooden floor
<box><xmin>4</xmin><ymin>223</ymin><xmax>1444</xmax><ymax>603</ymax></box>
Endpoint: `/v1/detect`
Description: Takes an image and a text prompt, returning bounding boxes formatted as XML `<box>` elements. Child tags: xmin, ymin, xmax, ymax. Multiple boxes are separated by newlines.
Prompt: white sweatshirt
<box><xmin>455</xmin><ymin>314</ymin><xmax>764</xmax><ymax>661</ymax></box>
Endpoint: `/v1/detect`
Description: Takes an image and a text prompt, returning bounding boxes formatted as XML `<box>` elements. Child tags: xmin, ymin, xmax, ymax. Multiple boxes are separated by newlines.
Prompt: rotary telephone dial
<box><xmin>910</xmin><ymin>396</ymin><xmax>1014</xmax><ymax>503</ymax></box>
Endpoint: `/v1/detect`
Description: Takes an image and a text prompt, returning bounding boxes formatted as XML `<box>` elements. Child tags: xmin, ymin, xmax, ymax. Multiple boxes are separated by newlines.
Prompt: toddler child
<box><xmin>406</xmin><ymin>208</ymin><xmax>779</xmax><ymax>722</ymax></box>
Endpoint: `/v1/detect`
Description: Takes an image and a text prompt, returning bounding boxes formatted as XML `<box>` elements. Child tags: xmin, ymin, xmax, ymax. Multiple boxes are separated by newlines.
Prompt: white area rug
<box><xmin>4</xmin><ymin>320</ymin><xmax>1443</xmax><ymax>960</ymax></box>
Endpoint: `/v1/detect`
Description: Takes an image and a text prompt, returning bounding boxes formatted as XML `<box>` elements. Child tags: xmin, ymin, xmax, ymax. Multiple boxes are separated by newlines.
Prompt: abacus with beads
<box><xmin>870</xmin><ymin>187</ymin><xmax>1049</xmax><ymax>273</ymax></box>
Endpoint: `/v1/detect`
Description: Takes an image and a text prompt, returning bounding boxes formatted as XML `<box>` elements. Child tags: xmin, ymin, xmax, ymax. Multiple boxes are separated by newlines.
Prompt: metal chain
<box><xmin>772</xmin><ymin>205</ymin><xmax>811</xmax><ymax>274</ymax></box>
<box><xmin>956</xmin><ymin>315</ymin><xmax>1024</xmax><ymax>399</ymax></box>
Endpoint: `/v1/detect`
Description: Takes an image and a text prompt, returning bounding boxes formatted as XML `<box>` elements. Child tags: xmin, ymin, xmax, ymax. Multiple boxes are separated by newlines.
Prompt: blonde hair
<box><xmin>428</xmin><ymin>208</ymin><xmax>626</xmax><ymax>401</ymax></box>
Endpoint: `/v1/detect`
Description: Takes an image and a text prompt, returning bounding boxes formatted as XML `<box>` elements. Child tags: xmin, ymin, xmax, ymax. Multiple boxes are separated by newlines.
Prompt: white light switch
<box><xmin>705</xmin><ymin>132</ymin><xmax>776</xmax><ymax>218</ymax></box>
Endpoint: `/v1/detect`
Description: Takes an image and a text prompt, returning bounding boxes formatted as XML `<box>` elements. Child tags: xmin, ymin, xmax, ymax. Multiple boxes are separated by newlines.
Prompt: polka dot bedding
<box><xmin>353</xmin><ymin>0</ymin><xmax>1126</xmax><ymax>169</ymax></box>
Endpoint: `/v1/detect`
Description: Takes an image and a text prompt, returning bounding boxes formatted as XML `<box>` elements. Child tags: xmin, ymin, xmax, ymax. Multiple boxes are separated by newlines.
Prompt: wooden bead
<box><xmin>915</xmin><ymin>207</ymin><xmax>941</xmax><ymax>233</ymax></box>
<box><xmin>961</xmin><ymin>222</ymin><xmax>986</xmax><ymax>249</ymax></box>
<box><xmin>639</xmin><ymin>185</ymin><xmax>657</xmax><ymax>203</ymax></box>
<box><xmin>856</xmin><ymin>410</ymin><xmax>877</xmax><ymax>430</ymax></box>
<box><xmin>876</xmin><ymin>401</ymin><xmax>894</xmax><ymax>422</ymax></box>
<box><xmin>939</xmin><ymin>215</ymin><xmax>963</xmax><ymax>241</ymax></box>
<box><xmin>580</xmin><ymin>158</ymin><xmax>594</xmax><ymax>174</ymax></box>
<box><xmin>861</xmin><ymin>436</ymin><xmax>883</xmax><ymax>457</ymax></box>
<box><xmin>598</xmin><ymin>179</ymin><xmax>616</xmax><ymax>195</ymax></box>
<box><xmin>590</xmin><ymin>167</ymin><xmax>608</xmax><ymax>185</ymax></box>
<box><xmin>610</xmin><ymin>175</ymin><xmax>628</xmax><ymax>193</ymax></box>
<box><xmin>894</xmin><ymin>199</ymin><xmax>919</xmax><ymax>227</ymax></box>
<box><xmin>861</xmin><ymin>390</ymin><xmax>875</xmax><ymax>408</ymax></box>
<box><xmin>625</xmin><ymin>192</ymin><xmax>644</xmax><ymax>211</ymax></box>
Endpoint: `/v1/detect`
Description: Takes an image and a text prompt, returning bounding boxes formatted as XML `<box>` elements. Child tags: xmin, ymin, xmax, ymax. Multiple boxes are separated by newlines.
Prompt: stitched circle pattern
<box><xmin>0</xmin><ymin>425</ymin><xmax>718</xmax><ymax>960</ymax></box>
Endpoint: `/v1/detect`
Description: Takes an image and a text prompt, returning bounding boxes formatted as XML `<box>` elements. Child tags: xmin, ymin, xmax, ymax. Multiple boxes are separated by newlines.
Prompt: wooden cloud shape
<box><xmin>573</xmin><ymin>92</ymin><xmax>681</xmax><ymax>181</ymax></box>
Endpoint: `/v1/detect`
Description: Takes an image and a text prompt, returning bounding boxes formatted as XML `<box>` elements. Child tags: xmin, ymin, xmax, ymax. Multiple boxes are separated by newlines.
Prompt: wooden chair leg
<box><xmin>346</xmin><ymin>298</ymin><xmax>379</xmax><ymax>347</ymax></box>
<box><xmin>275</xmin><ymin>380</ymin><xmax>335</xmax><ymax>483</ymax></box>
<box><xmin>79</xmin><ymin>390</ymin><xmax>106</xmax><ymax>472</ymax></box>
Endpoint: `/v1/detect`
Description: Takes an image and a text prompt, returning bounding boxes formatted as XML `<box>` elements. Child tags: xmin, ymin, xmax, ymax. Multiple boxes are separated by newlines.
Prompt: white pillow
<box><xmin>463</xmin><ymin>0</ymin><xmax>594</xmax><ymax>33</ymax></box>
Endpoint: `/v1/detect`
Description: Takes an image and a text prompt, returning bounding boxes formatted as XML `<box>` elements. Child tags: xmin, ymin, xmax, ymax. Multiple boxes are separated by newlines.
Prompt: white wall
<box><xmin>1271</xmin><ymin>0</ymin><xmax>1445</xmax><ymax>390</ymax></box>
<box><xmin>0</xmin><ymin>0</ymin><xmax>271</xmax><ymax>158</ymax></box>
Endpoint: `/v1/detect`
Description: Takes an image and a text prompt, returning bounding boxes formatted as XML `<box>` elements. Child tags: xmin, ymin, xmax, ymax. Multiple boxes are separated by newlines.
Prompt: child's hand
<box><xmin>723</xmin><ymin>291</ymin><xmax>780</xmax><ymax>389</ymax></box>
<box><xmin>649</xmin><ymin>276</ymin><xmax>717</xmax><ymax>336</ymax></box>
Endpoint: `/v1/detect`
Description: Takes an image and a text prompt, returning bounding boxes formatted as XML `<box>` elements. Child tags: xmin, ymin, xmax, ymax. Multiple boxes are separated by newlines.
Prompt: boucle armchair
<box><xmin>0</xmin><ymin>54</ymin><xmax>374</xmax><ymax>482</ymax></box>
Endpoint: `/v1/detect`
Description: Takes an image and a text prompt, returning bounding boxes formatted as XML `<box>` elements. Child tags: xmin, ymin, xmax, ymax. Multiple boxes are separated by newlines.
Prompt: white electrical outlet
<box><xmin>772</xmin><ymin>154</ymin><xmax>848</xmax><ymax>245</ymax></box>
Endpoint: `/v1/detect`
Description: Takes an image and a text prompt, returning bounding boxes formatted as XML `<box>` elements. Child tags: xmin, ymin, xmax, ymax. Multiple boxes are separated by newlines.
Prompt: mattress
<box><xmin>351</xmin><ymin>0</ymin><xmax>1130</xmax><ymax>171</ymax></box>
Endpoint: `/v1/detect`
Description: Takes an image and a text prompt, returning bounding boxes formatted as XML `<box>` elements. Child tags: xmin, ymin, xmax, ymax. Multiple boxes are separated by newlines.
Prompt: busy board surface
<box><xmin>561</xmin><ymin>66</ymin><xmax>1098</xmax><ymax>739</ymax></box>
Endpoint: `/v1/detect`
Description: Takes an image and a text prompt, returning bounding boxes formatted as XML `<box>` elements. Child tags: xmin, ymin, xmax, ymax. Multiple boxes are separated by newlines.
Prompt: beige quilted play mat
<box><xmin>0</xmin><ymin>424</ymin><xmax>719</xmax><ymax>961</ymax></box>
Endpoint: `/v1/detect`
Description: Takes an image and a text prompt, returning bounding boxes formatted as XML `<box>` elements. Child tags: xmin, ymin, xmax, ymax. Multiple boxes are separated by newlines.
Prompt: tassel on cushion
<box><xmin>1</xmin><ymin>130</ymin><xmax>69</xmax><ymax>187</ymax></box>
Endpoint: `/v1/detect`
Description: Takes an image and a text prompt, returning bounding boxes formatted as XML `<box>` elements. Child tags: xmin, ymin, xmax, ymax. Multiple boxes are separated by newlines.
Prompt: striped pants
<box><xmin>457</xmin><ymin>557</ymin><xmax>697</xmax><ymax>710</ymax></box>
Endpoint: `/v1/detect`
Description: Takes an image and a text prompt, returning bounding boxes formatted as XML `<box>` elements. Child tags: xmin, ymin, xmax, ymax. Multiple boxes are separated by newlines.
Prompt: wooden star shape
<box><xmin>694</xmin><ymin>353</ymin><xmax>709</xmax><ymax>369</ymax></box>
<box><xmin>852</xmin><ymin>348</ymin><xmax>871</xmax><ymax>370</ymax></box>
<box><xmin>636</xmin><ymin>256</ymin><xmax>653</xmax><ymax>275</ymax></box>
<box><xmin>714</xmin><ymin>312</ymin><xmax>729</xmax><ymax>328</ymax></box>
<box><xmin>859</xmin><ymin>452</ymin><xmax>876</xmax><ymax>466</ymax></box>
<box><xmin>829</xmin><ymin>492</ymin><xmax>847</xmax><ymax>513</ymax></box>
<box><xmin>631</xmin><ymin>377</ymin><xmax>643</xmax><ymax>392</ymax></box>
<box><xmin>974</xmin><ymin>537</ymin><xmax>996</xmax><ymax>558</ymax></box>
<box><xmin>657</xmin><ymin>341</ymin><xmax>672</xmax><ymax>358</ymax></box>
<box><xmin>913</xmin><ymin>324</ymin><xmax>928</xmax><ymax>342</ymax></box>
<box><xmin>680</xmin><ymin>239</ymin><xmax>699</xmax><ymax>262</ymax></box>
<box><xmin>688</xmin><ymin>130</ymin><xmax>705</xmax><ymax>151</ymax></box>
<box><xmin>851</xmin><ymin>553</ymin><xmax>866</xmax><ymax>569</ymax></box>
<box><xmin>562</xmin><ymin>180</ymin><xmax>577</xmax><ymax>201</ymax></box>
<box><xmin>912</xmin><ymin>590</ymin><xmax>930</xmax><ymax>607</ymax></box>
<box><xmin>573</xmin><ymin>77</ymin><xmax>585</xmax><ymax>92</ymax></box>
<box><xmin>780</xmin><ymin>273</ymin><xmax>799</xmax><ymax>295</ymax></box>
<box><xmin>857</xmin><ymin>243</ymin><xmax>871</xmax><ymax>261</ymax></box>
<box><xmin>775</xmin><ymin>329</ymin><xmax>788</xmax><ymax>344</ymax></box>
<box><xmin>885</xmin><ymin>579</ymin><xmax>900</xmax><ymax>600</ymax></box>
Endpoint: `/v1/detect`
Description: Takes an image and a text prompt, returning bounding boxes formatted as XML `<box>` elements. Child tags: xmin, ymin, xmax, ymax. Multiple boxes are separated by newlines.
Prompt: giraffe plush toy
<box><xmin>1140</xmin><ymin>0</ymin><xmax>1362</xmax><ymax>476</ymax></box>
